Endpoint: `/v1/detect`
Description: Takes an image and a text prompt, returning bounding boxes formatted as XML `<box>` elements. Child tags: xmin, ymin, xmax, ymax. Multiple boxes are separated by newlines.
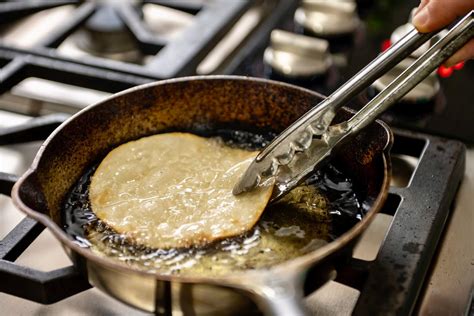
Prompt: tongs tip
<box><xmin>231</xmin><ymin>183</ymin><xmax>246</xmax><ymax>196</ymax></box>
<box><xmin>232</xmin><ymin>169</ymin><xmax>260</xmax><ymax>196</ymax></box>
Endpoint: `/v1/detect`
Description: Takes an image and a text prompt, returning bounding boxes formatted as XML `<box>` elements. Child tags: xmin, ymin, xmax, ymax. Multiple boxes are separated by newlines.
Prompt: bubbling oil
<box><xmin>63</xmin><ymin>129</ymin><xmax>363</xmax><ymax>276</ymax></box>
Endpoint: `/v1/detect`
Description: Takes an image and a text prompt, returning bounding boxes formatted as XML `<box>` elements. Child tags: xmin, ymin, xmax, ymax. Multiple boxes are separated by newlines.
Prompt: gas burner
<box><xmin>294</xmin><ymin>0</ymin><xmax>360</xmax><ymax>38</ymax></box>
<box><xmin>263</xmin><ymin>29</ymin><xmax>332</xmax><ymax>79</ymax></box>
<box><xmin>58</xmin><ymin>2</ymin><xmax>196</xmax><ymax>64</ymax></box>
<box><xmin>1</xmin><ymin>0</ymin><xmax>296</xmax><ymax>115</ymax></box>
<box><xmin>0</xmin><ymin>0</ymin><xmax>260</xmax><ymax>78</ymax></box>
<box><xmin>69</xmin><ymin>5</ymin><xmax>143</xmax><ymax>63</ymax></box>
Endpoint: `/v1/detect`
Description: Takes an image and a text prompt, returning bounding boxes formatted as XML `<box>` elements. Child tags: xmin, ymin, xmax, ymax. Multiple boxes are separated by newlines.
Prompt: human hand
<box><xmin>412</xmin><ymin>0</ymin><xmax>474</xmax><ymax>66</ymax></box>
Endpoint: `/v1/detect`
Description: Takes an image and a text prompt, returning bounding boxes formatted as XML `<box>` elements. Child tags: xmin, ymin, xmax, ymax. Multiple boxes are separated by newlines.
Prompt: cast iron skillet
<box><xmin>12</xmin><ymin>76</ymin><xmax>391</xmax><ymax>315</ymax></box>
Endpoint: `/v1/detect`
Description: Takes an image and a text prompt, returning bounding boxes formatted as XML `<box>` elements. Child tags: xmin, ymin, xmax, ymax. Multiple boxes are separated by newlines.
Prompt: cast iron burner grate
<box><xmin>0</xmin><ymin>0</ymin><xmax>298</xmax><ymax>82</ymax></box>
<box><xmin>0</xmin><ymin>114</ymin><xmax>465</xmax><ymax>315</ymax></box>
<box><xmin>0</xmin><ymin>0</ymin><xmax>249</xmax><ymax>78</ymax></box>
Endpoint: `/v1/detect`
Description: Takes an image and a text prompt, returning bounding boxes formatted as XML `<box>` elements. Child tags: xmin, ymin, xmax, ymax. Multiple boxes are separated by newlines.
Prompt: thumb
<box><xmin>412</xmin><ymin>0</ymin><xmax>474</xmax><ymax>33</ymax></box>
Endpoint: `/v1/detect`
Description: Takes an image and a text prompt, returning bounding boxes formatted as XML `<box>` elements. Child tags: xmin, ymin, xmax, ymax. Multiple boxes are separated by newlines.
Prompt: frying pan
<box><xmin>12</xmin><ymin>76</ymin><xmax>391</xmax><ymax>315</ymax></box>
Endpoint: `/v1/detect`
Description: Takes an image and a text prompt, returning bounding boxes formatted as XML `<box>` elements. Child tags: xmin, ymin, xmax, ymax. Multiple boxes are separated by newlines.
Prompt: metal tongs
<box><xmin>234</xmin><ymin>11</ymin><xmax>473</xmax><ymax>201</ymax></box>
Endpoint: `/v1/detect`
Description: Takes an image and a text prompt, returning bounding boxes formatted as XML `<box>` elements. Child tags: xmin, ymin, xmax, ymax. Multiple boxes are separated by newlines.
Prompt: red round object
<box><xmin>453</xmin><ymin>62</ymin><xmax>465</xmax><ymax>70</ymax></box>
<box><xmin>438</xmin><ymin>65</ymin><xmax>453</xmax><ymax>78</ymax></box>
<box><xmin>381</xmin><ymin>39</ymin><xmax>391</xmax><ymax>52</ymax></box>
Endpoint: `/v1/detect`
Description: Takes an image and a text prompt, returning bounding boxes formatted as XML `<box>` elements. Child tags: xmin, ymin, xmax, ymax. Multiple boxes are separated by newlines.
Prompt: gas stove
<box><xmin>0</xmin><ymin>1</ymin><xmax>473</xmax><ymax>315</ymax></box>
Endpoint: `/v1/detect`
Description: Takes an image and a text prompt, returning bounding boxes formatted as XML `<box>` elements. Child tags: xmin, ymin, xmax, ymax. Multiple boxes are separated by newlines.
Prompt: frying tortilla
<box><xmin>89</xmin><ymin>132</ymin><xmax>273</xmax><ymax>249</ymax></box>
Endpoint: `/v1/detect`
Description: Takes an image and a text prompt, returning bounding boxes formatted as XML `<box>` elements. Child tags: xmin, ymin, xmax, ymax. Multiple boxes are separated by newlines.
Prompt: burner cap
<box><xmin>73</xmin><ymin>5</ymin><xmax>139</xmax><ymax>56</ymax></box>
<box><xmin>263</xmin><ymin>30</ymin><xmax>332</xmax><ymax>78</ymax></box>
<box><xmin>294</xmin><ymin>0</ymin><xmax>360</xmax><ymax>37</ymax></box>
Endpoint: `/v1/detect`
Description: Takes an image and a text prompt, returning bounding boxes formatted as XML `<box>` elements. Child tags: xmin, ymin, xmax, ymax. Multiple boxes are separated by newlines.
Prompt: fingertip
<box><xmin>412</xmin><ymin>6</ymin><xmax>430</xmax><ymax>32</ymax></box>
<box><xmin>412</xmin><ymin>0</ymin><xmax>473</xmax><ymax>33</ymax></box>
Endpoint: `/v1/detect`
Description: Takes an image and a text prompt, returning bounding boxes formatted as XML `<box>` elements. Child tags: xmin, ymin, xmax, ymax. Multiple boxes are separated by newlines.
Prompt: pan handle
<box><xmin>242</xmin><ymin>269</ymin><xmax>309</xmax><ymax>316</ymax></box>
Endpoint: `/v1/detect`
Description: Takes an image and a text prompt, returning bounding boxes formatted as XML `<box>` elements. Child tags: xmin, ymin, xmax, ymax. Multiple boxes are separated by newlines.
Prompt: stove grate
<box><xmin>0</xmin><ymin>0</ymin><xmax>295</xmax><ymax>79</ymax></box>
<box><xmin>0</xmin><ymin>174</ymin><xmax>91</xmax><ymax>304</ymax></box>
<box><xmin>337</xmin><ymin>129</ymin><xmax>465</xmax><ymax>315</ymax></box>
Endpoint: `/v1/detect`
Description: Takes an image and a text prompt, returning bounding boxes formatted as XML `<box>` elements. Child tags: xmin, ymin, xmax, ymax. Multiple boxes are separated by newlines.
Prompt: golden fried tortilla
<box><xmin>90</xmin><ymin>133</ymin><xmax>273</xmax><ymax>249</ymax></box>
